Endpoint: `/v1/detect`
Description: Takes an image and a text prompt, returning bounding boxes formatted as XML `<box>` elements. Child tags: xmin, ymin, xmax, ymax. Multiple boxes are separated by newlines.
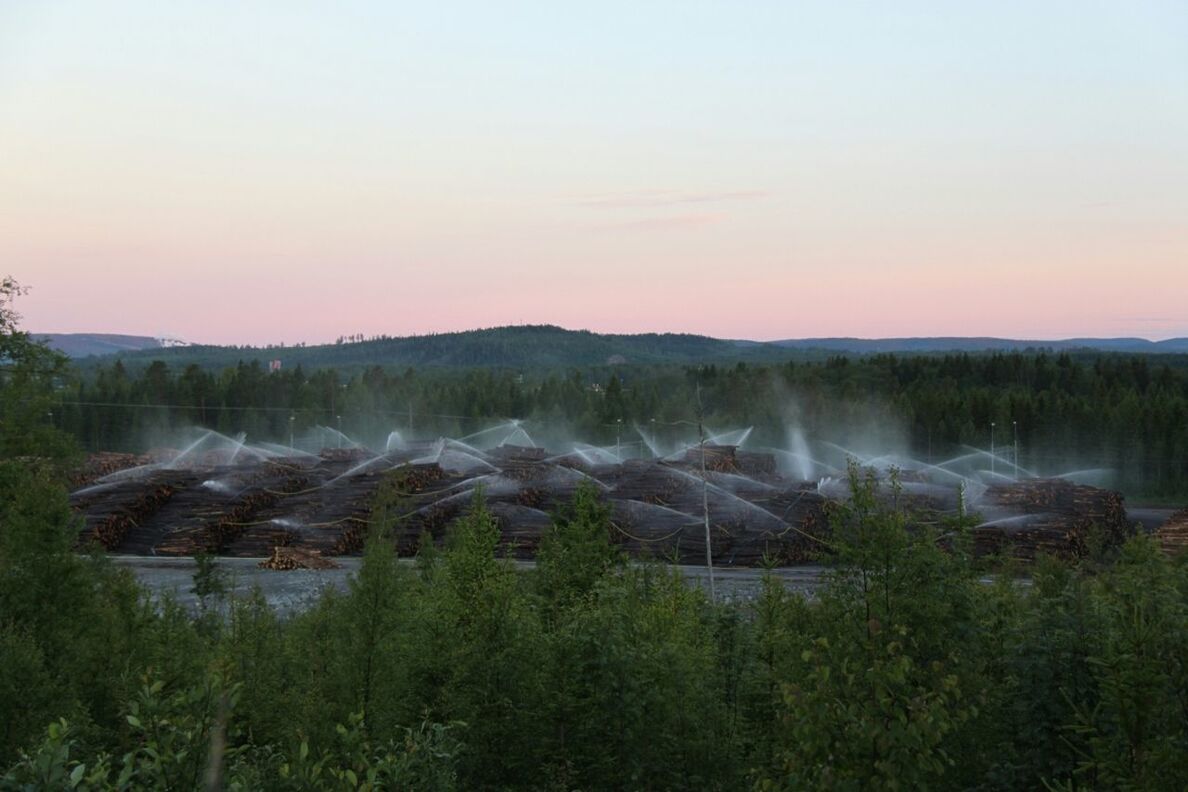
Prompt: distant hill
<box><xmin>44</xmin><ymin>325</ymin><xmax>1188</xmax><ymax>371</ymax></box>
<box><xmin>68</xmin><ymin>326</ymin><xmax>795</xmax><ymax>371</ymax></box>
<box><xmin>33</xmin><ymin>333</ymin><xmax>182</xmax><ymax>358</ymax></box>
<box><xmin>769</xmin><ymin>337</ymin><xmax>1188</xmax><ymax>354</ymax></box>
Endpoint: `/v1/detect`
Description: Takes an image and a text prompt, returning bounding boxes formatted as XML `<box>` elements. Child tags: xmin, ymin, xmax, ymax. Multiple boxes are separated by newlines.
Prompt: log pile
<box><xmin>70</xmin><ymin>452</ymin><xmax>153</xmax><ymax>488</ymax></box>
<box><xmin>78</xmin><ymin>482</ymin><xmax>178</xmax><ymax>550</ymax></box>
<box><xmin>683</xmin><ymin>444</ymin><xmax>736</xmax><ymax>473</ymax></box>
<box><xmin>68</xmin><ymin>443</ymin><xmax>1141</xmax><ymax>568</ymax></box>
<box><xmin>1154</xmin><ymin>508</ymin><xmax>1188</xmax><ymax>556</ymax></box>
<box><xmin>211</xmin><ymin>475</ymin><xmax>309</xmax><ymax>553</ymax></box>
<box><xmin>974</xmin><ymin>480</ymin><xmax>1132</xmax><ymax>560</ymax></box>
<box><xmin>258</xmin><ymin>546</ymin><xmax>340</xmax><ymax>570</ymax></box>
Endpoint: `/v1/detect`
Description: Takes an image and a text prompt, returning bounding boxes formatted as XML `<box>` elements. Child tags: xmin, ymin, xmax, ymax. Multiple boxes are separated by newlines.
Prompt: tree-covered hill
<box><xmin>54</xmin><ymin>325</ymin><xmax>1188</xmax><ymax>372</ymax></box>
<box><xmin>70</xmin><ymin>325</ymin><xmax>805</xmax><ymax>372</ymax></box>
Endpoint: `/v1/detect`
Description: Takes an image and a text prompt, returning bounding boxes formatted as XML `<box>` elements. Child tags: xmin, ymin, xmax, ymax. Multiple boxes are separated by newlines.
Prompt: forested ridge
<box><xmin>54</xmin><ymin>351</ymin><xmax>1188</xmax><ymax>498</ymax></box>
<box><xmin>69</xmin><ymin>325</ymin><xmax>797</xmax><ymax>372</ymax></box>
<box><xmin>57</xmin><ymin>325</ymin><xmax>1188</xmax><ymax>373</ymax></box>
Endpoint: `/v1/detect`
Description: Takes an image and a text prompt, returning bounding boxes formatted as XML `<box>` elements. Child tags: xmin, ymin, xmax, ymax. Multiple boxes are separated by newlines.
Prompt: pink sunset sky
<box><xmin>3</xmin><ymin>1</ymin><xmax>1186</xmax><ymax>345</ymax></box>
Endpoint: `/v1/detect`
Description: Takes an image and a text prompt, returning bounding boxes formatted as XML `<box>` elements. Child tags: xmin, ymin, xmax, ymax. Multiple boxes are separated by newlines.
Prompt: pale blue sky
<box><xmin>3</xmin><ymin>1</ymin><xmax>1186</xmax><ymax>342</ymax></box>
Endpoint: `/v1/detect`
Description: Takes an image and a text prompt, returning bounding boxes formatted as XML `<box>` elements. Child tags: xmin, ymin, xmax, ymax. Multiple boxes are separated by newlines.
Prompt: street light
<box><xmin>650</xmin><ymin>418</ymin><xmax>658</xmax><ymax>459</ymax></box>
<box><xmin>289</xmin><ymin>412</ymin><xmax>295</xmax><ymax>450</ymax></box>
<box><xmin>615</xmin><ymin>418</ymin><xmax>622</xmax><ymax>460</ymax></box>
<box><xmin>336</xmin><ymin>414</ymin><xmax>342</xmax><ymax>448</ymax></box>
<box><xmin>990</xmin><ymin>421</ymin><xmax>996</xmax><ymax>476</ymax></box>
<box><xmin>1013</xmin><ymin>420</ymin><xmax>1019</xmax><ymax>480</ymax></box>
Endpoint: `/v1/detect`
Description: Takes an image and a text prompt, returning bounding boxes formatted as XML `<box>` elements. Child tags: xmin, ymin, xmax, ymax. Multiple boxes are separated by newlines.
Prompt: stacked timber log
<box><xmin>679</xmin><ymin>445</ymin><xmax>777</xmax><ymax>476</ymax></box>
<box><xmin>76</xmin><ymin>480</ymin><xmax>179</xmax><ymax>550</ymax></box>
<box><xmin>735</xmin><ymin>450</ymin><xmax>778</xmax><ymax>477</ymax></box>
<box><xmin>70</xmin><ymin>452</ymin><xmax>153</xmax><ymax>488</ymax></box>
<box><xmin>609</xmin><ymin>499</ymin><xmax>702</xmax><ymax>562</ymax></box>
<box><xmin>258</xmin><ymin>546</ymin><xmax>340</xmax><ymax>570</ymax></box>
<box><xmin>1154</xmin><ymin>508</ymin><xmax>1188</xmax><ymax>556</ymax></box>
<box><xmin>749</xmin><ymin>488</ymin><xmax>831</xmax><ymax>563</ymax></box>
<box><xmin>605</xmin><ymin>460</ymin><xmax>698</xmax><ymax>506</ymax></box>
<box><xmin>683</xmin><ymin>444</ymin><xmax>737</xmax><ymax>473</ymax></box>
<box><xmin>210</xmin><ymin>479</ymin><xmax>301</xmax><ymax>549</ymax></box>
<box><xmin>974</xmin><ymin>480</ymin><xmax>1131</xmax><ymax>560</ymax></box>
<box><xmin>67</xmin><ymin>444</ymin><xmax>1150</xmax><ymax>568</ymax></box>
<box><xmin>488</xmin><ymin>503</ymin><xmax>554</xmax><ymax>557</ymax></box>
<box><xmin>390</xmin><ymin>463</ymin><xmax>447</xmax><ymax>494</ymax></box>
<box><xmin>489</xmin><ymin>445</ymin><xmax>549</xmax><ymax>465</ymax></box>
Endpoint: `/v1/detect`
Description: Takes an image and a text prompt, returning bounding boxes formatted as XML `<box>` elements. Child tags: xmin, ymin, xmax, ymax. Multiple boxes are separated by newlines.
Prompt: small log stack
<box><xmin>1154</xmin><ymin>508</ymin><xmax>1188</xmax><ymax>556</ymax></box>
<box><xmin>258</xmin><ymin>546</ymin><xmax>340</xmax><ymax>570</ymax></box>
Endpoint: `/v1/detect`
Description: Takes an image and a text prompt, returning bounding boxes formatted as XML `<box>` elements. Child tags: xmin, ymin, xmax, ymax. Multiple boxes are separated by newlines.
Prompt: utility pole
<box><xmin>990</xmin><ymin>421</ymin><xmax>996</xmax><ymax>476</ymax></box>
<box><xmin>1013</xmin><ymin>420</ymin><xmax>1019</xmax><ymax>480</ymax></box>
<box><xmin>696</xmin><ymin>383</ymin><xmax>716</xmax><ymax>603</ymax></box>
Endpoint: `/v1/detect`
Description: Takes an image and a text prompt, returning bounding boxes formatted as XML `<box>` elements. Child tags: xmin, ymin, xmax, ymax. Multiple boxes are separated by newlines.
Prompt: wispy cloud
<box><xmin>573</xmin><ymin>189</ymin><xmax>769</xmax><ymax>209</ymax></box>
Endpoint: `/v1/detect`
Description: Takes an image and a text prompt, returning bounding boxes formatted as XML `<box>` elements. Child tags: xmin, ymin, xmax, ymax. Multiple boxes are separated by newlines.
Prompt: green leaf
<box><xmin>69</xmin><ymin>764</ymin><xmax>86</xmax><ymax>787</ymax></box>
<box><xmin>346</xmin><ymin>768</ymin><xmax>358</xmax><ymax>786</ymax></box>
<box><xmin>126</xmin><ymin>715</ymin><xmax>141</xmax><ymax>728</ymax></box>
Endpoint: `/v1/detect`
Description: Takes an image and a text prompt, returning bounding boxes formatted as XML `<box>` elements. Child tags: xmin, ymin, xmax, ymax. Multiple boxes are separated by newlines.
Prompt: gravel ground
<box><xmin>108</xmin><ymin>556</ymin><xmax>829</xmax><ymax>615</ymax></box>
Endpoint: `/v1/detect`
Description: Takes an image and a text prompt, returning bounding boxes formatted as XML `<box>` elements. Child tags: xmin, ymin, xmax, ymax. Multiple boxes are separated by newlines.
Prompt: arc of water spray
<box><xmin>957</xmin><ymin>445</ymin><xmax>1037</xmax><ymax>479</ymax></box>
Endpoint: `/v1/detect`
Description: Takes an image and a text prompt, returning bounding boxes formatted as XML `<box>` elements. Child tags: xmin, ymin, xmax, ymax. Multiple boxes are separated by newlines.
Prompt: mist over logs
<box><xmin>68</xmin><ymin>431</ymin><xmax>1147</xmax><ymax>565</ymax></box>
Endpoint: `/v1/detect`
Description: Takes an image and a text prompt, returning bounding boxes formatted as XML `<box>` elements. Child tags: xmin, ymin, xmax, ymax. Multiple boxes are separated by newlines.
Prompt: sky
<box><xmin>2</xmin><ymin>1</ymin><xmax>1186</xmax><ymax>345</ymax></box>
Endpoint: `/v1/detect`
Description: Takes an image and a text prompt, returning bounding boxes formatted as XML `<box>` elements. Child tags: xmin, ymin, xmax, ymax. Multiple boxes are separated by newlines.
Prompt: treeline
<box><xmin>3</xmin><ymin>464</ymin><xmax>1187</xmax><ymax>789</ymax></box>
<box><xmin>55</xmin><ymin>351</ymin><xmax>1188</xmax><ymax>497</ymax></box>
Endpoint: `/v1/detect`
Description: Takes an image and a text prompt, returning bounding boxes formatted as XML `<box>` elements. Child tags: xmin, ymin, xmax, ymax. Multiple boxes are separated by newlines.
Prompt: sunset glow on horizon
<box><xmin>3</xmin><ymin>1</ymin><xmax>1186</xmax><ymax>345</ymax></box>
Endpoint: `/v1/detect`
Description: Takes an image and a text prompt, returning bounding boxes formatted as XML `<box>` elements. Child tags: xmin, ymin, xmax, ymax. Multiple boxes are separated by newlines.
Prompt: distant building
<box><xmin>269</xmin><ymin>359</ymin><xmax>282</xmax><ymax>372</ymax></box>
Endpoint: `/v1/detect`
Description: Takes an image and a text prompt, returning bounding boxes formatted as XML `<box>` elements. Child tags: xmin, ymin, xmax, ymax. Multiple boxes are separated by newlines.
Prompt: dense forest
<box><xmin>4</xmin><ymin>281</ymin><xmax>1187</xmax><ymax>789</ymax></box>
<box><xmin>53</xmin><ymin>351</ymin><xmax>1188</xmax><ymax>499</ymax></box>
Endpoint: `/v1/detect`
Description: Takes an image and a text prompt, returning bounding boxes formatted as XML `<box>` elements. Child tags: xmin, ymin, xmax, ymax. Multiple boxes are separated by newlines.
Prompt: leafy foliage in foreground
<box><xmin>3</xmin><ymin>468</ymin><xmax>1185</xmax><ymax>790</ymax></box>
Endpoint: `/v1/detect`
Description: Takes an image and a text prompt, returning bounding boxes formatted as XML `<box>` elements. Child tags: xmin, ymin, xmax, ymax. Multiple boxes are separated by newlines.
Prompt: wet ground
<box><xmin>1126</xmin><ymin>507</ymin><xmax>1177</xmax><ymax>533</ymax></box>
<box><xmin>109</xmin><ymin>555</ymin><xmax>829</xmax><ymax>615</ymax></box>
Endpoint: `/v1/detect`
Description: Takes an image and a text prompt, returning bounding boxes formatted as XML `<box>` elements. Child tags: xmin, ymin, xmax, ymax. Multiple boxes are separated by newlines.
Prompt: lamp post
<box><xmin>1013</xmin><ymin>420</ymin><xmax>1019</xmax><ymax>480</ymax></box>
<box><xmin>650</xmin><ymin>418</ymin><xmax>657</xmax><ymax>459</ymax></box>
<box><xmin>615</xmin><ymin>418</ymin><xmax>622</xmax><ymax>460</ymax></box>
<box><xmin>336</xmin><ymin>414</ymin><xmax>342</xmax><ymax>448</ymax></box>
<box><xmin>990</xmin><ymin>421</ymin><xmax>996</xmax><ymax>476</ymax></box>
<box><xmin>289</xmin><ymin>412</ymin><xmax>295</xmax><ymax>450</ymax></box>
